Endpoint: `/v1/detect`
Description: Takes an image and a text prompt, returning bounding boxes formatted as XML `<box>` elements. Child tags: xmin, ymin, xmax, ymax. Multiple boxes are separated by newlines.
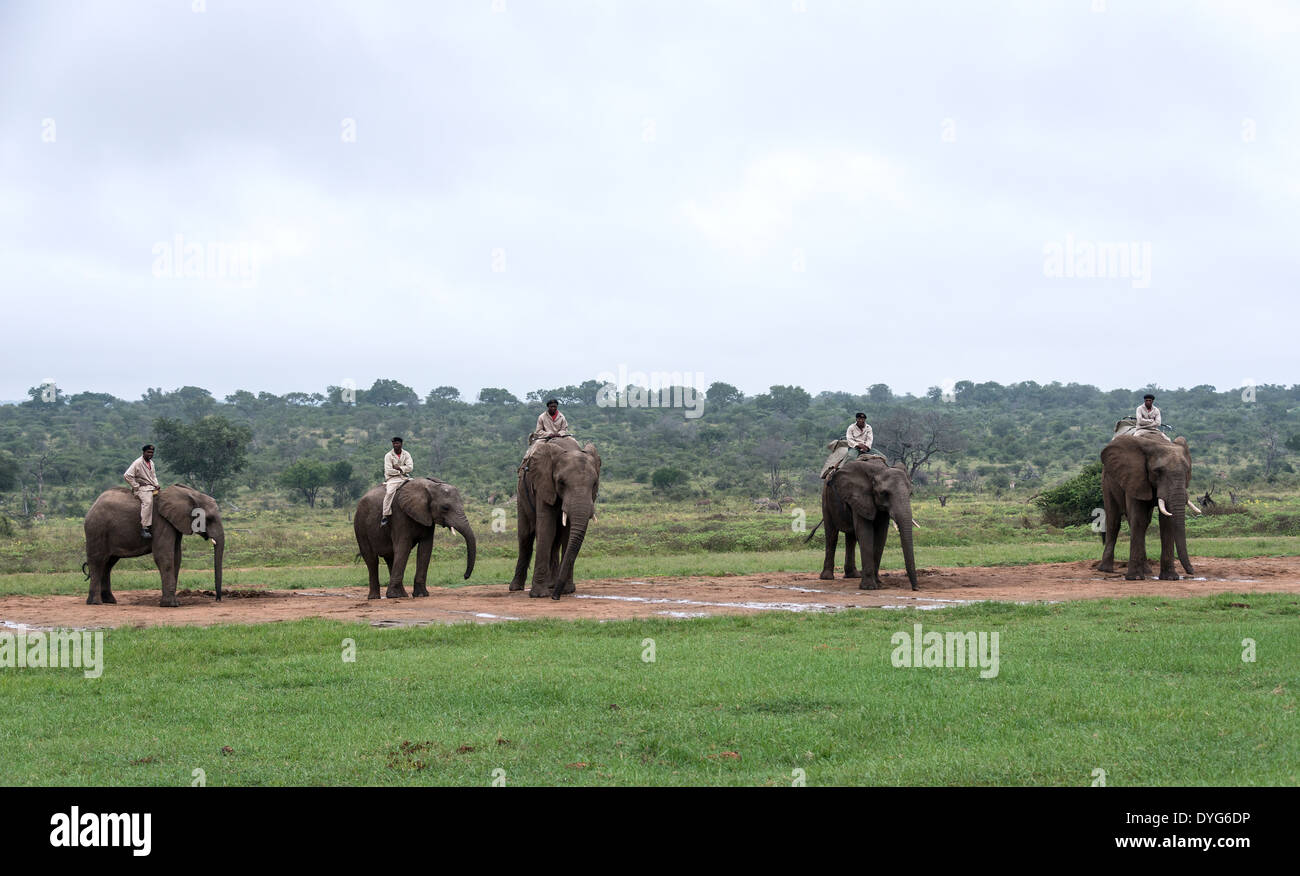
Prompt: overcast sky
<box><xmin>2</xmin><ymin>0</ymin><xmax>1296</xmax><ymax>402</ymax></box>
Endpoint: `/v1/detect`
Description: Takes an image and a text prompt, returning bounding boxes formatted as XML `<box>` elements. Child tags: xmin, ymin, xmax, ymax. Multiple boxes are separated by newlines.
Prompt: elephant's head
<box><xmin>832</xmin><ymin>459</ymin><xmax>918</xmax><ymax>589</ymax></box>
<box><xmin>156</xmin><ymin>485</ymin><xmax>225</xmax><ymax>600</ymax></box>
<box><xmin>533</xmin><ymin>439</ymin><xmax>601</xmax><ymax>589</ymax></box>
<box><xmin>1101</xmin><ymin>435</ymin><xmax>1194</xmax><ymax>574</ymax></box>
<box><xmin>396</xmin><ymin>478</ymin><xmax>477</xmax><ymax>579</ymax></box>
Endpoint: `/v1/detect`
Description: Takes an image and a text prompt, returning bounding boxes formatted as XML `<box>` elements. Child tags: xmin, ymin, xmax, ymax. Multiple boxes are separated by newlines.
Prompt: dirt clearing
<box><xmin>3</xmin><ymin>556</ymin><xmax>1298</xmax><ymax>630</ymax></box>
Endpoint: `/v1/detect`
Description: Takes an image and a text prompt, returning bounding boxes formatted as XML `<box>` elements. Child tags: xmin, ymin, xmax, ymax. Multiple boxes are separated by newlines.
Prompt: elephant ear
<box><xmin>584</xmin><ymin>444</ymin><xmax>601</xmax><ymax>500</ymax></box>
<box><xmin>396</xmin><ymin>480</ymin><xmax>433</xmax><ymax>527</ymax></box>
<box><xmin>837</xmin><ymin>469</ymin><xmax>877</xmax><ymax>521</ymax></box>
<box><xmin>531</xmin><ymin>444</ymin><xmax>558</xmax><ymax>507</ymax></box>
<box><xmin>1173</xmin><ymin>436</ymin><xmax>1191</xmax><ymax>469</ymax></box>
<box><xmin>156</xmin><ymin>485</ymin><xmax>200</xmax><ymax>533</ymax></box>
<box><xmin>1101</xmin><ymin>438</ymin><xmax>1152</xmax><ymax>501</ymax></box>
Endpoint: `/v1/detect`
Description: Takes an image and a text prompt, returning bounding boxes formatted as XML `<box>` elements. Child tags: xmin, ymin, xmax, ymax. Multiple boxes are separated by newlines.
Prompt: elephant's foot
<box><xmin>86</xmin><ymin>595</ymin><xmax>102</xmax><ymax>606</ymax></box>
<box><xmin>1182</xmin><ymin>564</ymin><xmax>1195</xmax><ymax>576</ymax></box>
<box><xmin>413</xmin><ymin>583</ymin><xmax>429</xmax><ymax>597</ymax></box>
<box><xmin>859</xmin><ymin>579</ymin><xmax>880</xmax><ymax>591</ymax></box>
<box><xmin>551</xmin><ymin>590</ymin><xmax>563</xmax><ymax>601</ymax></box>
<box><xmin>386</xmin><ymin>585</ymin><xmax>409</xmax><ymax>599</ymax></box>
<box><xmin>819</xmin><ymin>569</ymin><xmax>835</xmax><ymax>580</ymax></box>
<box><xmin>1124</xmin><ymin>573</ymin><xmax>1143</xmax><ymax>581</ymax></box>
<box><xmin>101</xmin><ymin>591</ymin><xmax>117</xmax><ymax>604</ymax></box>
<box><xmin>1158</xmin><ymin>571</ymin><xmax>1180</xmax><ymax>581</ymax></box>
<box><xmin>909</xmin><ymin>583</ymin><xmax>918</xmax><ymax>592</ymax></box>
<box><xmin>843</xmin><ymin>569</ymin><xmax>859</xmax><ymax>579</ymax></box>
<box><xmin>561</xmin><ymin>581</ymin><xmax>575</xmax><ymax>594</ymax></box>
<box><xmin>367</xmin><ymin>587</ymin><xmax>381</xmax><ymax>600</ymax></box>
<box><xmin>528</xmin><ymin>586</ymin><xmax>552</xmax><ymax>599</ymax></box>
<box><xmin>508</xmin><ymin>580</ymin><xmax>525</xmax><ymax>592</ymax></box>
<box><xmin>159</xmin><ymin>596</ymin><xmax>180</xmax><ymax>608</ymax></box>
<box><xmin>1097</xmin><ymin>560</ymin><xmax>1114</xmax><ymax>573</ymax></box>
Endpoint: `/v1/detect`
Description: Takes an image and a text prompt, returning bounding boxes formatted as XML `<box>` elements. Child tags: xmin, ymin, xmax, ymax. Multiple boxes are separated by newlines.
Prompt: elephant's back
<box><xmin>86</xmin><ymin>487</ymin><xmax>134</xmax><ymax>519</ymax></box>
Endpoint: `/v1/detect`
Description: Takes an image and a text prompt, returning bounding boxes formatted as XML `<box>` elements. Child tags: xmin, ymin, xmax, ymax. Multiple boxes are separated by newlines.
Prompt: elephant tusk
<box><xmin>209</xmin><ymin>538</ymin><xmax>217</xmax><ymax>546</ymax></box>
<box><xmin>912</xmin><ymin>519</ymin><xmax>921</xmax><ymax>528</ymax></box>
<box><xmin>591</xmin><ymin>514</ymin><xmax>596</xmax><ymax>523</ymax></box>
<box><xmin>1187</xmin><ymin>500</ymin><xmax>1203</xmax><ymax>515</ymax></box>
<box><xmin>561</xmin><ymin>511</ymin><xmax>568</xmax><ymax>526</ymax></box>
<box><xmin>1157</xmin><ymin>498</ymin><xmax>1173</xmax><ymax>517</ymax></box>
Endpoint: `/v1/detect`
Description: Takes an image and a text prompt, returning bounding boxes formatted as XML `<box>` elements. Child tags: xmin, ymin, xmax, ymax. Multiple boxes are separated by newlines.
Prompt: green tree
<box><xmin>651</xmin><ymin>467</ymin><xmax>689</xmax><ymax>490</ymax></box>
<box><xmin>328</xmin><ymin>460</ymin><xmax>365</xmax><ymax>507</ymax></box>
<box><xmin>706</xmin><ymin>382</ymin><xmax>744</xmax><ymax>406</ymax></box>
<box><xmin>426</xmin><ymin>386</ymin><xmax>461</xmax><ymax>403</ymax></box>
<box><xmin>152</xmin><ymin>415</ymin><xmax>253</xmax><ymax>497</ymax></box>
<box><xmin>0</xmin><ymin>454</ymin><xmax>17</xmax><ymax>491</ymax></box>
<box><xmin>366</xmin><ymin>379</ymin><xmax>419</xmax><ymax>407</ymax></box>
<box><xmin>478</xmin><ymin>387</ymin><xmax>521</xmax><ymax>405</ymax></box>
<box><xmin>758</xmin><ymin>385</ymin><xmax>811</xmax><ymax>417</ymax></box>
<box><xmin>280</xmin><ymin>460</ymin><xmax>331</xmax><ymax>508</ymax></box>
<box><xmin>1034</xmin><ymin>461</ymin><xmax>1104</xmax><ymax>528</ymax></box>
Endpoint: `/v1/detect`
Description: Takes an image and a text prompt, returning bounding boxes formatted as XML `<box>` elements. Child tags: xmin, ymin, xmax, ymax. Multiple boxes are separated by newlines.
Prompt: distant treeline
<box><xmin>2</xmin><ymin>379</ymin><xmax>1298</xmax><ymax>516</ymax></box>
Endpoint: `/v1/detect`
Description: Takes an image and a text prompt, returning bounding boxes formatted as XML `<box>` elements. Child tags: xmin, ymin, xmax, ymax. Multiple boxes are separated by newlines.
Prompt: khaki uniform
<box><xmin>1135</xmin><ymin>403</ymin><xmax>1169</xmax><ymax>440</ymax></box>
<box><xmin>523</xmin><ymin>411</ymin><xmax>570</xmax><ymax>464</ymax></box>
<box><xmin>846</xmin><ymin>421</ymin><xmax>874</xmax><ymax>458</ymax></box>
<box><xmin>124</xmin><ymin>456</ymin><xmax>160</xmax><ymax>527</ymax></box>
<box><xmin>382</xmin><ymin>449</ymin><xmax>413</xmax><ymax>517</ymax></box>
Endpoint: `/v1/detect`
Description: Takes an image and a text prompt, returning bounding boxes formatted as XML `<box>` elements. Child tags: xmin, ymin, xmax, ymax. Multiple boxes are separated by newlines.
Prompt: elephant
<box><xmin>509</xmin><ymin>436</ymin><xmax>601</xmax><ymax>600</ymax></box>
<box><xmin>814</xmin><ymin>457</ymin><xmax>919</xmax><ymax>590</ymax></box>
<box><xmin>82</xmin><ymin>484</ymin><xmax>224</xmax><ymax>607</ymax></box>
<box><xmin>354</xmin><ymin>477</ymin><xmax>476</xmax><ymax>599</ymax></box>
<box><xmin>1099</xmin><ymin>435</ymin><xmax>1198</xmax><ymax>580</ymax></box>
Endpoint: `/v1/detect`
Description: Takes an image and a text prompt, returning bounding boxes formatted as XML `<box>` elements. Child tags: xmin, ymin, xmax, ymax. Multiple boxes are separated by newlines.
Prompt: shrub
<box><xmin>651</xmin><ymin>468</ymin><xmax>689</xmax><ymax>491</ymax></box>
<box><xmin>1034</xmin><ymin>461</ymin><xmax>1103</xmax><ymax>528</ymax></box>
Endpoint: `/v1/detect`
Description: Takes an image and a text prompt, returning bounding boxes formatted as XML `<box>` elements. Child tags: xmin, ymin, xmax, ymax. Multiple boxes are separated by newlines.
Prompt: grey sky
<box><xmin>2</xmin><ymin>0</ymin><xmax>1296</xmax><ymax>402</ymax></box>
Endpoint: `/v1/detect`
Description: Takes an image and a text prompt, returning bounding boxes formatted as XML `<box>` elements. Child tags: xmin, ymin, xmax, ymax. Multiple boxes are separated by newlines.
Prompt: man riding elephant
<box><xmin>521</xmin><ymin>399</ymin><xmax>571</xmax><ymax>468</ymax></box>
<box><xmin>381</xmin><ymin>437</ymin><xmax>413</xmax><ymax>526</ymax></box>
<box><xmin>123</xmin><ymin>444</ymin><xmax>160</xmax><ymax>539</ymax></box>
<box><xmin>1135</xmin><ymin>393</ymin><xmax>1170</xmax><ymax>441</ymax></box>
<box><xmin>847</xmin><ymin>412</ymin><xmax>874</xmax><ymax>459</ymax></box>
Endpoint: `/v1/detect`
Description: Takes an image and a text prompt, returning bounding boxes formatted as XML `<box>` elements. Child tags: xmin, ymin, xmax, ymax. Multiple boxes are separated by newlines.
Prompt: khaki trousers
<box><xmin>382</xmin><ymin>478</ymin><xmax>407</xmax><ymax>516</ymax></box>
<box><xmin>135</xmin><ymin>488</ymin><xmax>156</xmax><ymax>527</ymax></box>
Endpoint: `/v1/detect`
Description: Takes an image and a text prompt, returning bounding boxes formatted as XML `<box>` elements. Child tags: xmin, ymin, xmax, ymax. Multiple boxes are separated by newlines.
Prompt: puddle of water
<box><xmin>2</xmin><ymin>619</ymin><xmax>103</xmax><ymax>632</ymax></box>
<box><xmin>762</xmin><ymin>585</ymin><xmax>831</xmax><ymax>594</ymax></box>
<box><xmin>657</xmin><ymin>611</ymin><xmax>712</xmax><ymax>618</ymax></box>
<box><xmin>576</xmin><ymin>593</ymin><xmax>855</xmax><ymax>613</ymax></box>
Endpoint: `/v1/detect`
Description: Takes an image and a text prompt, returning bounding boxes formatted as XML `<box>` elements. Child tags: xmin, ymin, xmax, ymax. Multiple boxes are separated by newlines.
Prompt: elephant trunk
<box><xmin>452</xmin><ymin>513</ymin><xmax>476</xmax><ymax>580</ymax></box>
<box><xmin>212</xmin><ymin>534</ymin><xmax>224</xmax><ymax>602</ymax></box>
<box><xmin>556</xmin><ymin>499</ymin><xmax>593</xmax><ymax>593</ymax></box>
<box><xmin>1160</xmin><ymin>484</ymin><xmax>1194</xmax><ymax>575</ymax></box>
<box><xmin>894</xmin><ymin>506</ymin><xmax>919</xmax><ymax>591</ymax></box>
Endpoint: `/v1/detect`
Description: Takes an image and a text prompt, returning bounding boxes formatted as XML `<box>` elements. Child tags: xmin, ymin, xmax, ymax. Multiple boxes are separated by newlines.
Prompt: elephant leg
<box><xmin>364</xmin><ymin>551</ymin><xmax>382</xmax><ymax>600</ymax></box>
<box><xmin>843</xmin><ymin>528</ymin><xmax>859</xmax><ymax>579</ymax></box>
<box><xmin>1125</xmin><ymin>500</ymin><xmax>1151</xmax><ymax>581</ymax></box>
<box><xmin>86</xmin><ymin>558</ymin><xmax>105</xmax><ymax>605</ymax></box>
<box><xmin>1098</xmin><ymin>492</ymin><xmax>1122</xmax><ymax>573</ymax></box>
<box><xmin>854</xmin><ymin>516</ymin><xmax>877</xmax><ymax>590</ymax></box>
<box><xmin>529</xmin><ymin>513</ymin><xmax>556</xmax><ymax>598</ymax></box>
<box><xmin>820</xmin><ymin>524</ymin><xmax>838</xmax><ymax>580</ymax></box>
<box><xmin>872</xmin><ymin>515</ymin><xmax>889</xmax><ymax>588</ymax></box>
<box><xmin>387</xmin><ymin>539</ymin><xmax>411</xmax><ymax>598</ymax></box>
<box><xmin>101</xmin><ymin>556</ymin><xmax>119</xmax><ymax>604</ymax></box>
<box><xmin>509</xmin><ymin>512</ymin><xmax>535</xmax><ymax>591</ymax></box>
<box><xmin>155</xmin><ymin>530</ymin><xmax>180</xmax><ymax>607</ymax></box>
<box><xmin>1156</xmin><ymin>512</ymin><xmax>1179</xmax><ymax>580</ymax></box>
<box><xmin>412</xmin><ymin>533</ymin><xmax>434</xmax><ymax>596</ymax></box>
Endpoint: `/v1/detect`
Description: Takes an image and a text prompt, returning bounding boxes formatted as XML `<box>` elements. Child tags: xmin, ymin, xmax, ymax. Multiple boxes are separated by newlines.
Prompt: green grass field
<box><xmin>1</xmin><ymin>596</ymin><xmax>1295</xmax><ymax>785</ymax></box>
<box><xmin>2</xmin><ymin>495</ymin><xmax>1297</xmax><ymax>786</ymax></box>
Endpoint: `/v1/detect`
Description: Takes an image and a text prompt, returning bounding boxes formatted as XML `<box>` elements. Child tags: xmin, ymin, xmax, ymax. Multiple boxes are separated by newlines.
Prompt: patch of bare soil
<box><xmin>3</xmin><ymin>556</ymin><xmax>1298</xmax><ymax>630</ymax></box>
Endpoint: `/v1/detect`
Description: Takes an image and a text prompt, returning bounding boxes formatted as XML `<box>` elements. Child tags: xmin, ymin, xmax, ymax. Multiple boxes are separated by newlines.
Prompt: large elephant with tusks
<box><xmin>1099</xmin><ymin>435</ymin><xmax>1198</xmax><ymax>580</ymax></box>
<box><xmin>509</xmin><ymin>437</ymin><xmax>600</xmax><ymax>599</ymax></box>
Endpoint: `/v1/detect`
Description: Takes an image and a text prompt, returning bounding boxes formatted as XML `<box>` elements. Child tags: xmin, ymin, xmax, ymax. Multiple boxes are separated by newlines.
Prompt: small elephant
<box><xmin>1099</xmin><ymin>435</ymin><xmax>1196</xmax><ymax>581</ymax></box>
<box><xmin>83</xmin><ymin>484</ymin><xmax>224</xmax><ymax>607</ymax></box>
<box><xmin>354</xmin><ymin>478</ymin><xmax>476</xmax><ymax>599</ymax></box>
<box><xmin>818</xmin><ymin>458</ymin><xmax>919</xmax><ymax>590</ymax></box>
<box><xmin>509</xmin><ymin>437</ymin><xmax>600</xmax><ymax>600</ymax></box>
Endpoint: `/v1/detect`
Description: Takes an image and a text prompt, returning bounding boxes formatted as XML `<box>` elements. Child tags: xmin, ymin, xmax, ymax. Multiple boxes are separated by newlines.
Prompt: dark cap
<box><xmin>142</xmin><ymin>444</ymin><xmax>154</xmax><ymax>452</ymax></box>
<box><xmin>855</xmin><ymin>412</ymin><xmax>866</xmax><ymax>419</ymax></box>
<box><xmin>546</xmin><ymin>398</ymin><xmax>558</xmax><ymax>406</ymax></box>
<box><xmin>1143</xmin><ymin>394</ymin><xmax>1155</xmax><ymax>400</ymax></box>
<box><xmin>392</xmin><ymin>436</ymin><xmax>403</xmax><ymax>443</ymax></box>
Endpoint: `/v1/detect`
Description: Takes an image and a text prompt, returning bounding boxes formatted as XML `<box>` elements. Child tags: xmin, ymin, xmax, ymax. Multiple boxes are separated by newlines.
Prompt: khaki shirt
<box><xmin>847</xmin><ymin>421</ymin><xmax>873</xmax><ymax>449</ymax></box>
<box><xmin>533</xmin><ymin>411</ymin><xmax>569</xmax><ymax>440</ymax></box>
<box><xmin>1136</xmin><ymin>404</ymin><xmax>1161</xmax><ymax>430</ymax></box>
<box><xmin>124</xmin><ymin>456</ymin><xmax>160</xmax><ymax>491</ymax></box>
<box><xmin>384</xmin><ymin>450</ymin><xmax>413</xmax><ymax>480</ymax></box>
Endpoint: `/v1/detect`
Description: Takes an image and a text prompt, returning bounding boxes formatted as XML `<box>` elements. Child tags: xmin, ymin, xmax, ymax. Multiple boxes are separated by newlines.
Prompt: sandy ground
<box><xmin>2</xmin><ymin>556</ymin><xmax>1298</xmax><ymax>630</ymax></box>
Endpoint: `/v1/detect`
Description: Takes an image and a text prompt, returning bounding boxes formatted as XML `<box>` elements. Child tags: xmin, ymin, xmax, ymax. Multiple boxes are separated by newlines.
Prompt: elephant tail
<box><xmin>803</xmin><ymin>519</ymin><xmax>824</xmax><ymax>544</ymax></box>
<box><xmin>81</xmin><ymin>560</ymin><xmax>90</xmax><ymax>581</ymax></box>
